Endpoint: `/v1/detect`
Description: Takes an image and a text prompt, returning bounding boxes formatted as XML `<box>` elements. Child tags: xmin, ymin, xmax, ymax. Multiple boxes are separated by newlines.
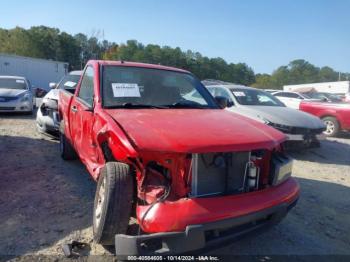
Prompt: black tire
<box><xmin>59</xmin><ymin>131</ymin><xmax>77</xmax><ymax>160</ymax></box>
<box><xmin>310</xmin><ymin>139</ymin><xmax>321</xmax><ymax>148</ymax></box>
<box><xmin>93</xmin><ymin>162</ymin><xmax>134</xmax><ymax>245</ymax></box>
<box><xmin>322</xmin><ymin>116</ymin><xmax>340</xmax><ymax>137</ymax></box>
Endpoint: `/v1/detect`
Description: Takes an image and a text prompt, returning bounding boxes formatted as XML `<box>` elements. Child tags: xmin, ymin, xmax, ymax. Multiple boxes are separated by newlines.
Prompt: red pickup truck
<box><xmin>58</xmin><ymin>60</ymin><xmax>299</xmax><ymax>257</ymax></box>
<box><xmin>300</xmin><ymin>101</ymin><xmax>350</xmax><ymax>137</ymax></box>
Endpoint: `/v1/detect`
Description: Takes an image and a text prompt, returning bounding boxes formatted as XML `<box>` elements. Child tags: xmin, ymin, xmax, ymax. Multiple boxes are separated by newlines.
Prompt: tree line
<box><xmin>0</xmin><ymin>26</ymin><xmax>348</xmax><ymax>89</ymax></box>
<box><xmin>253</xmin><ymin>60</ymin><xmax>349</xmax><ymax>89</ymax></box>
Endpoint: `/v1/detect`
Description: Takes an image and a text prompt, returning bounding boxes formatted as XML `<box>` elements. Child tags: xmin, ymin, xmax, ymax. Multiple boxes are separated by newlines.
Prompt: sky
<box><xmin>1</xmin><ymin>0</ymin><xmax>349</xmax><ymax>74</ymax></box>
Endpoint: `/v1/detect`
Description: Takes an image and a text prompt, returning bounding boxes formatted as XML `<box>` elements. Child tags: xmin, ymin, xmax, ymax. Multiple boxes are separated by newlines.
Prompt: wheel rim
<box><xmin>95</xmin><ymin>175</ymin><xmax>106</xmax><ymax>228</ymax></box>
<box><xmin>323</xmin><ymin>120</ymin><xmax>335</xmax><ymax>135</ymax></box>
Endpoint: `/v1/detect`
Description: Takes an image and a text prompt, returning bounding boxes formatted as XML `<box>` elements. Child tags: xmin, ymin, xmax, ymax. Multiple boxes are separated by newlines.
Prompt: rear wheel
<box><xmin>93</xmin><ymin>162</ymin><xmax>134</xmax><ymax>245</ymax></box>
<box><xmin>322</xmin><ymin>116</ymin><xmax>340</xmax><ymax>137</ymax></box>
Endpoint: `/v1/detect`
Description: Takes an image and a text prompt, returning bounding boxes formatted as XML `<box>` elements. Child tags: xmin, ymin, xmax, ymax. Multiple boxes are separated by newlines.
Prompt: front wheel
<box><xmin>59</xmin><ymin>131</ymin><xmax>77</xmax><ymax>160</ymax></box>
<box><xmin>93</xmin><ymin>162</ymin><xmax>134</xmax><ymax>245</ymax></box>
<box><xmin>322</xmin><ymin>116</ymin><xmax>340</xmax><ymax>137</ymax></box>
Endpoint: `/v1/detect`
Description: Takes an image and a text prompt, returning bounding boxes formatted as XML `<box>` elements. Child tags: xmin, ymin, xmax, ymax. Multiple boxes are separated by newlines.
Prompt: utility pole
<box><xmin>338</xmin><ymin>72</ymin><xmax>341</xmax><ymax>81</ymax></box>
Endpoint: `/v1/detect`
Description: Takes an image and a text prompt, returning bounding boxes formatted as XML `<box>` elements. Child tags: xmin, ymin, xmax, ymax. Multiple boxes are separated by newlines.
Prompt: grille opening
<box><xmin>190</xmin><ymin>152</ymin><xmax>252</xmax><ymax>197</ymax></box>
<box><xmin>140</xmin><ymin>238</ymin><xmax>163</xmax><ymax>252</ymax></box>
<box><xmin>0</xmin><ymin>107</ymin><xmax>15</xmax><ymax>110</ymax></box>
<box><xmin>204</xmin><ymin>215</ymin><xmax>271</xmax><ymax>242</ymax></box>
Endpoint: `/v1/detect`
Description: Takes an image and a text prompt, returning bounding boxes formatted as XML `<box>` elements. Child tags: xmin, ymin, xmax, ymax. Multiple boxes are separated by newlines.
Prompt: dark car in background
<box><xmin>303</xmin><ymin>92</ymin><xmax>344</xmax><ymax>103</ymax></box>
<box><xmin>197</xmin><ymin>81</ymin><xmax>325</xmax><ymax>148</ymax></box>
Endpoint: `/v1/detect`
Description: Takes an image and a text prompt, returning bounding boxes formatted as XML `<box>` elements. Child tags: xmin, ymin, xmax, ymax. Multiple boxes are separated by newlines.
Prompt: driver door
<box><xmin>70</xmin><ymin>66</ymin><xmax>98</xmax><ymax>165</ymax></box>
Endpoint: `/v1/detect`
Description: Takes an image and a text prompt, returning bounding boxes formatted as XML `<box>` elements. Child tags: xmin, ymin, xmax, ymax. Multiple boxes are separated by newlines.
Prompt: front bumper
<box><xmin>36</xmin><ymin>107</ymin><xmax>60</xmax><ymax>133</ymax></box>
<box><xmin>115</xmin><ymin>178</ymin><xmax>299</xmax><ymax>258</ymax></box>
<box><xmin>116</xmin><ymin>199</ymin><xmax>298</xmax><ymax>258</ymax></box>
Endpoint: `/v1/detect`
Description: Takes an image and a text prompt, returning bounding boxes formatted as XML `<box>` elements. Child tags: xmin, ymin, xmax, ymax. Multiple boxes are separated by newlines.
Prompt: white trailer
<box><xmin>284</xmin><ymin>81</ymin><xmax>350</xmax><ymax>94</ymax></box>
<box><xmin>0</xmin><ymin>53</ymin><xmax>68</xmax><ymax>90</ymax></box>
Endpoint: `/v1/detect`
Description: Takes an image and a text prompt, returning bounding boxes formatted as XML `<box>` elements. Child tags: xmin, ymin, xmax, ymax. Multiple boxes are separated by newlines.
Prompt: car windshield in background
<box><xmin>0</xmin><ymin>78</ymin><xmax>27</xmax><ymax>90</ymax></box>
<box><xmin>231</xmin><ymin>88</ymin><xmax>285</xmax><ymax>106</ymax></box>
<box><xmin>102</xmin><ymin>66</ymin><xmax>218</xmax><ymax>109</ymax></box>
<box><xmin>58</xmin><ymin>74</ymin><xmax>81</xmax><ymax>90</ymax></box>
<box><xmin>305</xmin><ymin>92</ymin><xmax>342</xmax><ymax>102</ymax></box>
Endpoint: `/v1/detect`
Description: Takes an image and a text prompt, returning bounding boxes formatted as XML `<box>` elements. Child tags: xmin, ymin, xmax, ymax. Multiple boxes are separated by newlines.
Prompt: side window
<box><xmin>289</xmin><ymin>93</ymin><xmax>300</xmax><ymax>99</ymax></box>
<box><xmin>275</xmin><ymin>92</ymin><xmax>287</xmax><ymax>97</ymax></box>
<box><xmin>78</xmin><ymin>67</ymin><xmax>94</xmax><ymax>106</ymax></box>
<box><xmin>207</xmin><ymin>87</ymin><xmax>216</xmax><ymax>97</ymax></box>
<box><xmin>275</xmin><ymin>92</ymin><xmax>297</xmax><ymax>98</ymax></box>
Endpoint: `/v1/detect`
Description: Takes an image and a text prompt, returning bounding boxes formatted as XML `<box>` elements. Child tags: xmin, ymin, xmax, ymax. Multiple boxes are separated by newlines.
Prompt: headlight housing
<box><xmin>19</xmin><ymin>93</ymin><xmax>31</xmax><ymax>102</ymax></box>
<box><xmin>267</xmin><ymin>122</ymin><xmax>292</xmax><ymax>133</ymax></box>
<box><xmin>269</xmin><ymin>153</ymin><xmax>293</xmax><ymax>185</ymax></box>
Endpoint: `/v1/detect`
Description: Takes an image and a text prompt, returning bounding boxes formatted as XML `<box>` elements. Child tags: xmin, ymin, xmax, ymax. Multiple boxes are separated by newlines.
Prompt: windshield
<box><xmin>230</xmin><ymin>88</ymin><xmax>285</xmax><ymax>106</ymax></box>
<box><xmin>102</xmin><ymin>66</ymin><xmax>218</xmax><ymax>109</ymax></box>
<box><xmin>57</xmin><ymin>74</ymin><xmax>81</xmax><ymax>90</ymax></box>
<box><xmin>0</xmin><ymin>78</ymin><xmax>27</xmax><ymax>90</ymax></box>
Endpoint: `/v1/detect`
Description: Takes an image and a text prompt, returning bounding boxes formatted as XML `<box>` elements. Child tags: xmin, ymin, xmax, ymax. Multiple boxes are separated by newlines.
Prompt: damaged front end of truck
<box><xmin>116</xmin><ymin>146</ymin><xmax>298</xmax><ymax>257</ymax></box>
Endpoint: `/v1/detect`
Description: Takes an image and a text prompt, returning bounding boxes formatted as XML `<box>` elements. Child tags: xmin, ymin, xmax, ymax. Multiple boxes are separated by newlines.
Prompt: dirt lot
<box><xmin>0</xmin><ymin>113</ymin><xmax>350</xmax><ymax>260</ymax></box>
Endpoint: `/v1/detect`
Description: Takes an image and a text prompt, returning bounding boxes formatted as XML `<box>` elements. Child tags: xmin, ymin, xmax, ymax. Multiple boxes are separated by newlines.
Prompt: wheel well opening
<box><xmin>101</xmin><ymin>142</ymin><xmax>115</xmax><ymax>162</ymax></box>
<box><xmin>321</xmin><ymin>115</ymin><xmax>339</xmax><ymax>122</ymax></box>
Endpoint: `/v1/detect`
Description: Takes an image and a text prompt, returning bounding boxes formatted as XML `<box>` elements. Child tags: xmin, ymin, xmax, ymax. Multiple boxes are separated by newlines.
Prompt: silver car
<box><xmin>187</xmin><ymin>82</ymin><xmax>326</xmax><ymax>147</ymax></box>
<box><xmin>0</xmin><ymin>76</ymin><xmax>34</xmax><ymax>114</ymax></box>
<box><xmin>36</xmin><ymin>70</ymin><xmax>82</xmax><ymax>135</ymax></box>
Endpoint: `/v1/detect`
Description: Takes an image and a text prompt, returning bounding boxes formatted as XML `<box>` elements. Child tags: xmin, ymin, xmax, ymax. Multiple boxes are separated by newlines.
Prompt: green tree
<box><xmin>252</xmin><ymin>74</ymin><xmax>274</xmax><ymax>89</ymax></box>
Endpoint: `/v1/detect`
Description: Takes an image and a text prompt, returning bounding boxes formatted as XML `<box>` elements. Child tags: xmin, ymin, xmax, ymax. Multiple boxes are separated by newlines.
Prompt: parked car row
<box><xmin>262</xmin><ymin>88</ymin><xmax>350</xmax><ymax>137</ymax></box>
<box><xmin>198</xmin><ymin>82</ymin><xmax>326</xmax><ymax>148</ymax></box>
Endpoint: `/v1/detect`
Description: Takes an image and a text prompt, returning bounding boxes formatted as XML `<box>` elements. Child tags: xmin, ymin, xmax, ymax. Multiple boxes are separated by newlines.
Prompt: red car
<box><xmin>300</xmin><ymin>101</ymin><xmax>350</xmax><ymax>137</ymax></box>
<box><xmin>58</xmin><ymin>60</ymin><xmax>299</xmax><ymax>257</ymax></box>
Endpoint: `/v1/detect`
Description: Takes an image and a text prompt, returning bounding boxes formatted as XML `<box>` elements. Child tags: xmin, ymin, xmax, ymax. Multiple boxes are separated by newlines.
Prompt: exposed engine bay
<box><xmin>134</xmin><ymin>149</ymin><xmax>293</xmax><ymax>233</ymax></box>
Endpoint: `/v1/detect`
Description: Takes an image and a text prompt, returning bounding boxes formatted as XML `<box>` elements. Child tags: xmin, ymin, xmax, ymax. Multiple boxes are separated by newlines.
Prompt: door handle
<box><xmin>71</xmin><ymin>106</ymin><xmax>78</xmax><ymax>113</ymax></box>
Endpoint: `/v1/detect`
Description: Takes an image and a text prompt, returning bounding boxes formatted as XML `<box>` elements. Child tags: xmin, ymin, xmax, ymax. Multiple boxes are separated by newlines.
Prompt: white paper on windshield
<box><xmin>233</xmin><ymin>91</ymin><xmax>246</xmax><ymax>97</ymax></box>
<box><xmin>64</xmin><ymin>81</ymin><xmax>77</xmax><ymax>88</ymax></box>
<box><xmin>112</xmin><ymin>83</ymin><xmax>141</xmax><ymax>97</ymax></box>
<box><xmin>16</xmin><ymin>79</ymin><xmax>25</xmax><ymax>84</ymax></box>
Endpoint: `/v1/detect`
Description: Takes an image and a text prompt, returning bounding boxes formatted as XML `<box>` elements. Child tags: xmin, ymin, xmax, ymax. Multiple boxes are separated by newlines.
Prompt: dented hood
<box><xmin>106</xmin><ymin>109</ymin><xmax>286</xmax><ymax>153</ymax></box>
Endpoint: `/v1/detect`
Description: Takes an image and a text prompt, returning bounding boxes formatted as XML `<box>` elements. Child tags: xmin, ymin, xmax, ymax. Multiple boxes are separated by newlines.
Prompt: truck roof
<box><xmin>91</xmin><ymin>60</ymin><xmax>190</xmax><ymax>74</ymax></box>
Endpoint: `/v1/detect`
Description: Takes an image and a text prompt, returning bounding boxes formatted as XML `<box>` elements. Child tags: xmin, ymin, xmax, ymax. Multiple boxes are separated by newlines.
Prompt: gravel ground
<box><xmin>0</xmin><ymin>113</ymin><xmax>349</xmax><ymax>260</ymax></box>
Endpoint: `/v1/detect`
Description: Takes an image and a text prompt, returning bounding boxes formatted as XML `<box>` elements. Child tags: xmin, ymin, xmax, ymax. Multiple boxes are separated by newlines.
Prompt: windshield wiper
<box><xmin>109</xmin><ymin>103</ymin><xmax>168</xmax><ymax>109</ymax></box>
<box><xmin>163</xmin><ymin>101</ymin><xmax>210</xmax><ymax>109</ymax></box>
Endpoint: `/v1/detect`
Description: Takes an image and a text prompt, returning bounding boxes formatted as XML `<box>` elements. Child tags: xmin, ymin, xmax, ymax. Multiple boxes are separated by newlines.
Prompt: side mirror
<box><xmin>49</xmin><ymin>82</ymin><xmax>57</xmax><ymax>89</ymax></box>
<box><xmin>227</xmin><ymin>100</ymin><xmax>234</xmax><ymax>107</ymax></box>
<box><xmin>215</xmin><ymin>96</ymin><xmax>229</xmax><ymax>109</ymax></box>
